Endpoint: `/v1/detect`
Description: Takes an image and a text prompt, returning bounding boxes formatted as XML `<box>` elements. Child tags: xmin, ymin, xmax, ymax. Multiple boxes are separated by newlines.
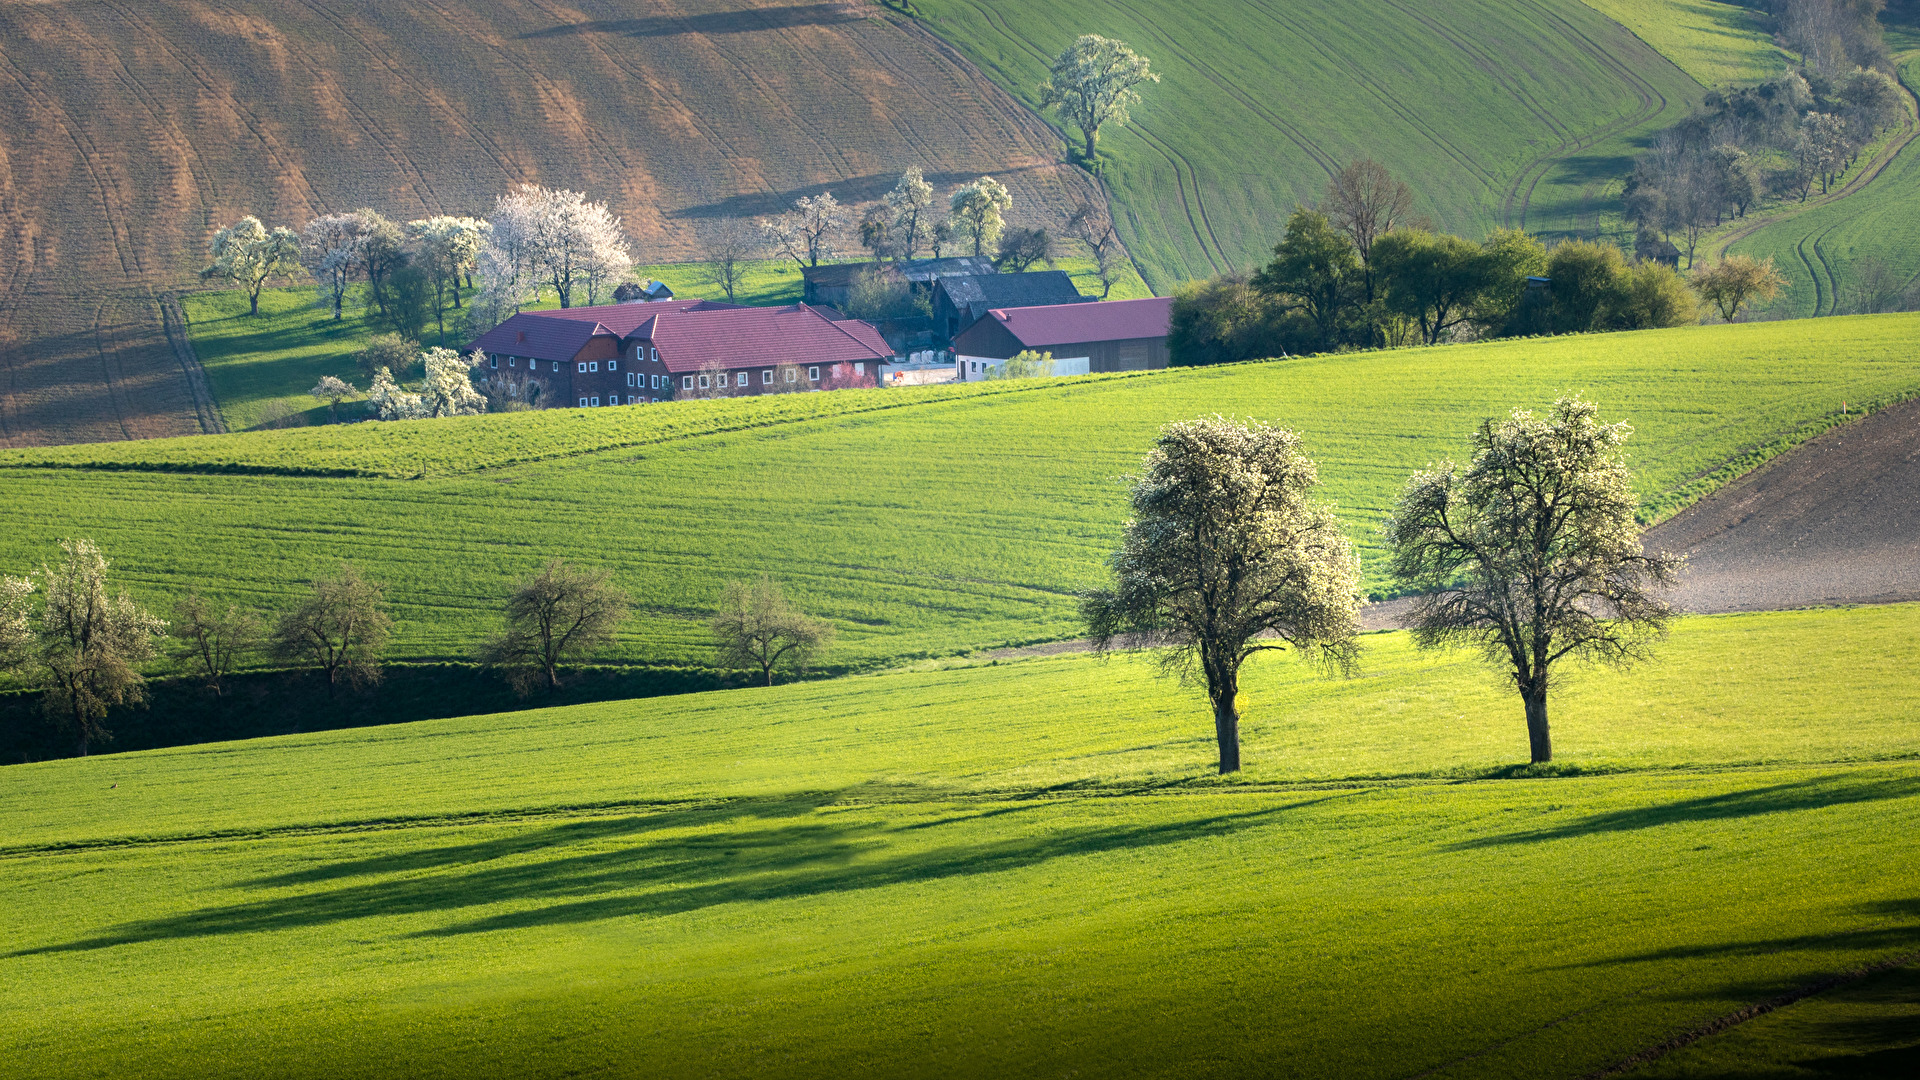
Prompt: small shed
<box><xmin>951</xmin><ymin>296</ymin><xmax>1172</xmax><ymax>380</ymax></box>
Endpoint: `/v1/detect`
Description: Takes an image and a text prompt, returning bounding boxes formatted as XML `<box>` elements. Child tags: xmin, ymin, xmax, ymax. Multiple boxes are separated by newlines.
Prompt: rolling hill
<box><xmin>0</xmin><ymin>314</ymin><xmax>1915</xmax><ymax>676</ymax></box>
<box><xmin>1</xmin><ymin>602</ymin><xmax>1916</xmax><ymax>1076</ymax></box>
<box><xmin>0</xmin><ymin>0</ymin><xmax>1096</xmax><ymax>448</ymax></box>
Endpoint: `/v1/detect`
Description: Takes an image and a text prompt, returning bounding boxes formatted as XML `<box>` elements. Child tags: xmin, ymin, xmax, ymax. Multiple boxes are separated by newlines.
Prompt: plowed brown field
<box><xmin>0</xmin><ymin>0</ymin><xmax>1093</xmax><ymax>446</ymax></box>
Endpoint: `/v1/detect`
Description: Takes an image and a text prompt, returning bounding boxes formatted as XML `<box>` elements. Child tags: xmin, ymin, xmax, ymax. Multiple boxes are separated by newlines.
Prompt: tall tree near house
<box><xmin>417</xmin><ymin>347</ymin><xmax>488</xmax><ymax>417</ymax></box>
<box><xmin>858</xmin><ymin>203</ymin><xmax>899</xmax><ymax>262</ymax></box>
<box><xmin>201</xmin><ymin>216</ymin><xmax>302</xmax><ymax>316</ymax></box>
<box><xmin>1039</xmin><ymin>35</ymin><xmax>1159</xmax><ymax>164</ymax></box>
<box><xmin>699</xmin><ymin>217</ymin><xmax>757</xmax><ymax>303</ymax></box>
<box><xmin>994</xmin><ymin>226</ymin><xmax>1053</xmax><ymax>272</ymax></box>
<box><xmin>476</xmin><ymin>560</ymin><xmax>632</xmax><ymax>693</ymax></box>
<box><xmin>0</xmin><ymin>573</ymin><xmax>34</xmax><ymax>677</ymax></box>
<box><xmin>761</xmin><ymin>192</ymin><xmax>848</xmax><ymax>268</ymax></box>
<box><xmin>1382</xmin><ymin>397</ymin><xmax>1680</xmax><ymax>764</ymax></box>
<box><xmin>299</xmin><ymin>213</ymin><xmax>367</xmax><ymax>321</ymax></box>
<box><xmin>271</xmin><ymin>564</ymin><xmax>393</xmax><ymax>697</ymax></box>
<box><xmin>949</xmin><ymin>176</ymin><xmax>1012</xmax><ymax>257</ymax></box>
<box><xmin>35</xmin><ymin>540</ymin><xmax>166</xmax><ymax>756</ymax></box>
<box><xmin>530</xmin><ymin>186</ymin><xmax>633</xmax><ymax>309</ymax></box>
<box><xmin>1062</xmin><ymin>198</ymin><xmax>1125</xmax><ymax>297</ymax></box>
<box><xmin>169</xmin><ymin>592</ymin><xmax>264</xmax><ymax>696</ymax></box>
<box><xmin>1693</xmin><ymin>254</ymin><xmax>1788</xmax><ymax>322</ymax></box>
<box><xmin>710</xmin><ymin>577</ymin><xmax>834</xmax><ymax>686</ymax></box>
<box><xmin>1082</xmin><ymin>417</ymin><xmax>1362</xmax><ymax>774</ymax></box>
<box><xmin>1321</xmin><ymin>159</ymin><xmax>1416</xmax><ymax>302</ymax></box>
<box><xmin>1250</xmin><ymin>207</ymin><xmax>1363</xmax><ymax>351</ymax></box>
<box><xmin>354</xmin><ymin>209</ymin><xmax>409</xmax><ymax>316</ymax></box>
<box><xmin>884</xmin><ymin>167</ymin><xmax>935</xmax><ymax>259</ymax></box>
<box><xmin>409</xmin><ymin>216</ymin><xmax>489</xmax><ymax>340</ymax></box>
<box><xmin>477</xmin><ymin>189</ymin><xmax>543</xmax><ymax>323</ymax></box>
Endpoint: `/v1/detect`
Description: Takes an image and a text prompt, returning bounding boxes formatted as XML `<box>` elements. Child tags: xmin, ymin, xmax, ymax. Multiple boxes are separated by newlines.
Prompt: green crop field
<box><xmin>0</xmin><ymin>314</ymin><xmax>1915</xmax><ymax>673</ymax></box>
<box><xmin>913</xmin><ymin>0</ymin><xmax>1706</xmax><ymax>288</ymax></box>
<box><xmin>2</xmin><ymin>603</ymin><xmax>1916</xmax><ymax>1077</ymax></box>
<box><xmin>1579</xmin><ymin>0</ymin><xmax>1790</xmax><ymax>88</ymax></box>
<box><xmin>1726</xmin><ymin>41</ymin><xmax>1920</xmax><ymax>320</ymax></box>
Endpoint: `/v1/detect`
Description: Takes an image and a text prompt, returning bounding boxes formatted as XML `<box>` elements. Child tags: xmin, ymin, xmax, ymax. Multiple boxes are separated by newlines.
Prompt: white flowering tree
<box><xmin>409</xmin><ymin>216</ymin><xmax>489</xmax><ymax>320</ymax></box>
<box><xmin>948</xmin><ymin>177</ymin><xmax>1012</xmax><ymax>257</ymax></box>
<box><xmin>1039</xmin><ymin>36</ymin><xmax>1159</xmax><ymax>164</ymax></box>
<box><xmin>367</xmin><ymin>367</ymin><xmax>427</xmax><ymax>421</ymax></box>
<box><xmin>0</xmin><ymin>573</ymin><xmax>33</xmax><ymax>677</ymax></box>
<box><xmin>476</xmin><ymin>186</ymin><xmax>632</xmax><ymax>317</ymax></box>
<box><xmin>36</xmin><ymin>539</ymin><xmax>167</xmax><ymax>756</ymax></box>
<box><xmin>761</xmin><ymin>192</ymin><xmax>848</xmax><ymax>267</ymax></box>
<box><xmin>420</xmin><ymin>347</ymin><xmax>488</xmax><ymax>417</ymax></box>
<box><xmin>884</xmin><ymin>168</ymin><xmax>936</xmax><ymax>260</ymax></box>
<box><xmin>299</xmin><ymin>213</ymin><xmax>368</xmax><ymax>321</ymax></box>
<box><xmin>201</xmin><ymin>216</ymin><xmax>302</xmax><ymax>315</ymax></box>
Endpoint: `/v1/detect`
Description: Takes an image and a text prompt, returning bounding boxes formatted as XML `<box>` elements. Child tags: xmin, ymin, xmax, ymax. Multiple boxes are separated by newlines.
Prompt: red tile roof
<box><xmin>468</xmin><ymin>299</ymin><xmax>745</xmax><ymax>362</ymax></box>
<box><xmin>975</xmin><ymin>296</ymin><xmax>1171</xmax><ymax>349</ymax></box>
<box><xmin>649</xmin><ymin>303</ymin><xmax>892</xmax><ymax>373</ymax></box>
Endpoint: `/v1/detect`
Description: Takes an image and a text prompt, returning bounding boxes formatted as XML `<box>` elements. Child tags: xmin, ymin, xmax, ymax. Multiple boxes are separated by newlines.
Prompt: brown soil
<box><xmin>0</xmin><ymin>1</ymin><xmax>1094</xmax><ymax>446</ymax></box>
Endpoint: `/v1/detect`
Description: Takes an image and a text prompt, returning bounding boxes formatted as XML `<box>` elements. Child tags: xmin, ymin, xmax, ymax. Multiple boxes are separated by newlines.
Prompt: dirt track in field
<box><xmin>0</xmin><ymin>0</ymin><xmax>1093</xmax><ymax>447</ymax></box>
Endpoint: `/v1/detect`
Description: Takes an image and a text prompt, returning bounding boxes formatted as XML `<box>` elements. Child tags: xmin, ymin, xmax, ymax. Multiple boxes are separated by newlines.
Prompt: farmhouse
<box><xmin>469</xmin><ymin>301</ymin><xmax>892</xmax><ymax>407</ymax></box>
<box><xmin>951</xmin><ymin>296</ymin><xmax>1172</xmax><ymax>380</ymax></box>
<box><xmin>931</xmin><ymin>270</ymin><xmax>1088</xmax><ymax>340</ymax></box>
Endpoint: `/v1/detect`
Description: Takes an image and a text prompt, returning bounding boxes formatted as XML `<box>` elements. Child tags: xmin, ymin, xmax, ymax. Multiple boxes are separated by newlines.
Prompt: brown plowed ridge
<box><xmin>0</xmin><ymin>0</ymin><xmax>1096</xmax><ymax>447</ymax></box>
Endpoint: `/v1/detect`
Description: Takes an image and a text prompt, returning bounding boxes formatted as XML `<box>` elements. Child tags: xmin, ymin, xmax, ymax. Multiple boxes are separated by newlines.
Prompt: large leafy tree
<box><xmin>1693</xmin><ymin>254</ymin><xmax>1787</xmax><ymax>322</ymax></box>
<box><xmin>948</xmin><ymin>176</ymin><xmax>1013</xmax><ymax>257</ymax></box>
<box><xmin>1039</xmin><ymin>35</ymin><xmax>1159</xmax><ymax>163</ymax></box>
<box><xmin>884</xmin><ymin>167</ymin><xmax>936</xmax><ymax>260</ymax></box>
<box><xmin>201</xmin><ymin>216</ymin><xmax>302</xmax><ymax>316</ymax></box>
<box><xmin>1382</xmin><ymin>397</ymin><xmax>1681</xmax><ymax>764</ymax></box>
<box><xmin>761</xmin><ymin>192</ymin><xmax>848</xmax><ymax>268</ymax></box>
<box><xmin>710</xmin><ymin>577</ymin><xmax>834</xmax><ymax>687</ymax></box>
<box><xmin>1372</xmin><ymin>228</ymin><xmax>1542</xmax><ymax>345</ymax></box>
<box><xmin>477</xmin><ymin>560</ymin><xmax>632</xmax><ymax>693</ymax></box>
<box><xmin>299</xmin><ymin>213</ymin><xmax>368</xmax><ymax>321</ymax></box>
<box><xmin>1083</xmin><ymin>417</ymin><xmax>1361</xmax><ymax>774</ymax></box>
<box><xmin>1251</xmin><ymin>207</ymin><xmax>1363</xmax><ymax>352</ymax></box>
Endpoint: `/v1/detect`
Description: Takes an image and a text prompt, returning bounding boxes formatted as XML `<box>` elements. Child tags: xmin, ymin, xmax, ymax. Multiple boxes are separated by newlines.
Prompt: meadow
<box><xmin>1</xmin><ymin>314</ymin><xmax>1915</xmax><ymax>672</ymax></box>
<box><xmin>1</xmin><ymin>603</ymin><xmax>1916</xmax><ymax>1076</ymax></box>
<box><xmin>913</xmin><ymin>0</ymin><xmax>1710</xmax><ymax>286</ymax></box>
<box><xmin>1579</xmin><ymin>0</ymin><xmax>1790</xmax><ymax>88</ymax></box>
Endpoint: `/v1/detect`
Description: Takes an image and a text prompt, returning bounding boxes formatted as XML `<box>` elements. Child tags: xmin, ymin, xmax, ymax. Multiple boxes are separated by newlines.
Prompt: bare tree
<box><xmin>1082</xmin><ymin>417</ymin><xmax>1362</xmax><ymax>774</ymax></box>
<box><xmin>1844</xmin><ymin>256</ymin><xmax>1906</xmax><ymax>314</ymax></box>
<box><xmin>711</xmin><ymin>577</ymin><xmax>835</xmax><ymax>686</ymax></box>
<box><xmin>1321</xmin><ymin>160</ymin><xmax>1416</xmax><ymax>301</ymax></box>
<box><xmin>36</xmin><ymin>540</ymin><xmax>166</xmax><ymax>756</ymax></box>
<box><xmin>271</xmin><ymin>564</ymin><xmax>393</xmax><ymax>697</ymax></box>
<box><xmin>170</xmin><ymin>592</ymin><xmax>264</xmax><ymax>695</ymax></box>
<box><xmin>699</xmin><ymin>217</ymin><xmax>758</xmax><ymax>302</ymax></box>
<box><xmin>1062</xmin><ymin>198</ymin><xmax>1126</xmax><ymax>297</ymax></box>
<box><xmin>476</xmin><ymin>560</ymin><xmax>632</xmax><ymax>693</ymax></box>
<box><xmin>761</xmin><ymin>192</ymin><xmax>849</xmax><ymax>268</ymax></box>
<box><xmin>1382</xmin><ymin>397</ymin><xmax>1681</xmax><ymax>764</ymax></box>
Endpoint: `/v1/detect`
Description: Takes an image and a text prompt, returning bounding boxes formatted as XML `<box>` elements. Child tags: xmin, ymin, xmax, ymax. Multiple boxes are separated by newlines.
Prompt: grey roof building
<box><xmin>801</xmin><ymin>256</ymin><xmax>997</xmax><ymax>308</ymax></box>
<box><xmin>932</xmin><ymin>270</ymin><xmax>1089</xmax><ymax>340</ymax></box>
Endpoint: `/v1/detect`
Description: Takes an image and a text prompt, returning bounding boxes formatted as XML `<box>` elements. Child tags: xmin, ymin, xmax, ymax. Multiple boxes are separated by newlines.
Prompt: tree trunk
<box><xmin>249</xmin><ymin>288</ymin><xmax>261</xmax><ymax>316</ymax></box>
<box><xmin>1083</xmin><ymin>129</ymin><xmax>1098</xmax><ymax>164</ymax></box>
<box><xmin>1523</xmin><ymin>687</ymin><xmax>1551</xmax><ymax>764</ymax></box>
<box><xmin>1212</xmin><ymin>674</ymin><xmax>1242</xmax><ymax>774</ymax></box>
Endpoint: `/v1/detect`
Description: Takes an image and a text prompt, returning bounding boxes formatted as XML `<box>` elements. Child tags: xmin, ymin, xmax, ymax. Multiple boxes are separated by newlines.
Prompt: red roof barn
<box><xmin>950</xmin><ymin>296</ymin><xmax>1171</xmax><ymax>379</ymax></box>
<box><xmin>468</xmin><ymin>301</ymin><xmax>893</xmax><ymax>408</ymax></box>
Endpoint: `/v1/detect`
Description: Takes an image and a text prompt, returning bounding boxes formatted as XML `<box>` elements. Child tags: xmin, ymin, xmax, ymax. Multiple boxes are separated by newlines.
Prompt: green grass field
<box><xmin>1726</xmin><ymin>42</ymin><xmax>1920</xmax><ymax>320</ymax></box>
<box><xmin>913</xmin><ymin>0</ymin><xmax>1707</xmax><ymax>288</ymax></box>
<box><xmin>1</xmin><ymin>314</ymin><xmax>1915</xmax><ymax>672</ymax></box>
<box><xmin>1579</xmin><ymin>0</ymin><xmax>1790</xmax><ymax>88</ymax></box>
<box><xmin>2</xmin><ymin>603</ymin><xmax>1916</xmax><ymax>1077</ymax></box>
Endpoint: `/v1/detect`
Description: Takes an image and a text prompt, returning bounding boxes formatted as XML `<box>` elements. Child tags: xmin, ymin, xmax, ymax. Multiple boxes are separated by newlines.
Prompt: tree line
<box><xmin>1084</xmin><ymin>399</ymin><xmax>1678</xmax><ymax>774</ymax></box>
<box><xmin>0</xmin><ymin>549</ymin><xmax>832</xmax><ymax>759</ymax></box>
<box><xmin>1170</xmin><ymin>159</ymin><xmax>1794</xmax><ymax>366</ymax></box>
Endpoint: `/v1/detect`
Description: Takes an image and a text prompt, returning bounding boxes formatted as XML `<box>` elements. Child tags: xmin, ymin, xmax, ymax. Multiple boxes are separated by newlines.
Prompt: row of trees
<box><xmin>1170</xmin><ymin>159</ymin><xmax>1792</xmax><ymax>365</ymax></box>
<box><xmin>1084</xmin><ymin>399</ymin><xmax>1677</xmax><ymax>773</ymax></box>
<box><xmin>0</xmin><ymin>547</ymin><xmax>834</xmax><ymax>758</ymax></box>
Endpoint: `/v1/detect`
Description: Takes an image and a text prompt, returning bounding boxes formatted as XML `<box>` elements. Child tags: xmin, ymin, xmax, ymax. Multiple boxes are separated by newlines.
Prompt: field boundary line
<box><xmin>1578</xmin><ymin>949</ymin><xmax>1920</xmax><ymax>1078</ymax></box>
<box><xmin>159</xmin><ymin>294</ymin><xmax>225</xmax><ymax>436</ymax></box>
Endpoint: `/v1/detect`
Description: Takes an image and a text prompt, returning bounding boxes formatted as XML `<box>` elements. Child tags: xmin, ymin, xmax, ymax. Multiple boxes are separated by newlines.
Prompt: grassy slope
<box><xmin>913</xmin><ymin>0</ymin><xmax>1704</xmax><ymax>288</ymax></box>
<box><xmin>1</xmin><ymin>605</ymin><xmax>1916</xmax><ymax>1077</ymax></box>
<box><xmin>0</xmin><ymin>0</ymin><xmax>1096</xmax><ymax>447</ymax></box>
<box><xmin>187</xmin><ymin>255</ymin><xmax>1156</xmax><ymax>431</ymax></box>
<box><xmin>1632</xmin><ymin>964</ymin><xmax>1920</xmax><ymax>1077</ymax></box>
<box><xmin>0</xmin><ymin>314</ymin><xmax>1916</xmax><ymax>670</ymax></box>
<box><xmin>1726</xmin><ymin>39</ymin><xmax>1920</xmax><ymax>319</ymax></box>
<box><xmin>1580</xmin><ymin>0</ymin><xmax>1791</xmax><ymax>87</ymax></box>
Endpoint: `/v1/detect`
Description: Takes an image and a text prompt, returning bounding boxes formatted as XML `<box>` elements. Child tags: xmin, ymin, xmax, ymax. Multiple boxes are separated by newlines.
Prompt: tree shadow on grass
<box><xmin>10</xmin><ymin>792</ymin><xmax>1353</xmax><ymax>955</ymax></box>
<box><xmin>1444</xmin><ymin>773</ymin><xmax>1920</xmax><ymax>850</ymax></box>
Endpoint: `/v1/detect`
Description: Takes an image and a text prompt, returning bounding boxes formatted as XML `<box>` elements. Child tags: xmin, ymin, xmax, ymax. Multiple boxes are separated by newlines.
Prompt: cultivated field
<box><xmin>0</xmin><ymin>314</ymin><xmax>1915</xmax><ymax>672</ymax></box>
<box><xmin>0</xmin><ymin>0</ymin><xmax>1095</xmax><ymax>446</ymax></box>
<box><xmin>1</xmin><ymin>602</ymin><xmax>1916</xmax><ymax>1076</ymax></box>
<box><xmin>1579</xmin><ymin>0</ymin><xmax>1790</xmax><ymax>88</ymax></box>
<box><xmin>913</xmin><ymin>0</ymin><xmax>1711</xmax><ymax>286</ymax></box>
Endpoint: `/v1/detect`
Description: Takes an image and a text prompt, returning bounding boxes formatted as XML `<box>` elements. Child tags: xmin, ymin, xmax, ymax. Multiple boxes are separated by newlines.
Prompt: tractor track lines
<box><xmin>289</xmin><ymin>1</ymin><xmax>444</xmax><ymax>213</ymax></box>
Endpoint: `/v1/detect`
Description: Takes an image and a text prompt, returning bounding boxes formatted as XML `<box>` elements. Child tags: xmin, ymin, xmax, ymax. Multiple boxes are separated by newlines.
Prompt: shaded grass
<box><xmin>0</xmin><ymin>606</ymin><xmax>1916</xmax><ymax>1077</ymax></box>
<box><xmin>1579</xmin><ymin>0</ymin><xmax>1791</xmax><ymax>88</ymax></box>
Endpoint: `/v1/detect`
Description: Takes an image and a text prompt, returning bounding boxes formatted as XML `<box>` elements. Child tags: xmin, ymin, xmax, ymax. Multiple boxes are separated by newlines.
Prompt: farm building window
<box><xmin>591</xmin><ymin>396</ymin><xmax>601</xmax><ymax>406</ymax></box>
<box><xmin>785</xmin><ymin>368</ymin><xmax>797</xmax><ymax>383</ymax></box>
<box><xmin>736</xmin><ymin>372</ymin><xmax>748</xmax><ymax>387</ymax></box>
<box><xmin>854</xmin><ymin>362</ymin><xmax>864</xmax><ymax>375</ymax></box>
<box><xmin>698</xmin><ymin>374</ymin><xmax>710</xmax><ymax>389</ymax></box>
<box><xmin>608</xmin><ymin>360</ymin><xmax>617</xmax><ymax>371</ymax></box>
<box><xmin>808</xmin><ymin>366</ymin><xmax>819</xmax><ymax>382</ymax></box>
<box><xmin>762</xmin><ymin>369</ymin><xmax>773</xmax><ymax>385</ymax></box>
<box><xmin>579</xmin><ymin>397</ymin><xmax>589</xmax><ymax>408</ymax></box>
<box><xmin>651</xmin><ymin>348</ymin><xmax>658</xmax><ymax>362</ymax></box>
<box><xmin>578</xmin><ymin>362</ymin><xmax>587</xmax><ymax>373</ymax></box>
<box><xmin>509</xmin><ymin>357</ymin><xmax>516</xmax><ymax>367</ymax></box>
<box><xmin>683</xmin><ymin>375</ymin><xmax>693</xmax><ymax>389</ymax></box>
<box><xmin>489</xmin><ymin>355</ymin><xmax>498</xmax><ymax>369</ymax></box>
<box><xmin>590</xmin><ymin>362</ymin><xmax>599</xmax><ymax>372</ymax></box>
